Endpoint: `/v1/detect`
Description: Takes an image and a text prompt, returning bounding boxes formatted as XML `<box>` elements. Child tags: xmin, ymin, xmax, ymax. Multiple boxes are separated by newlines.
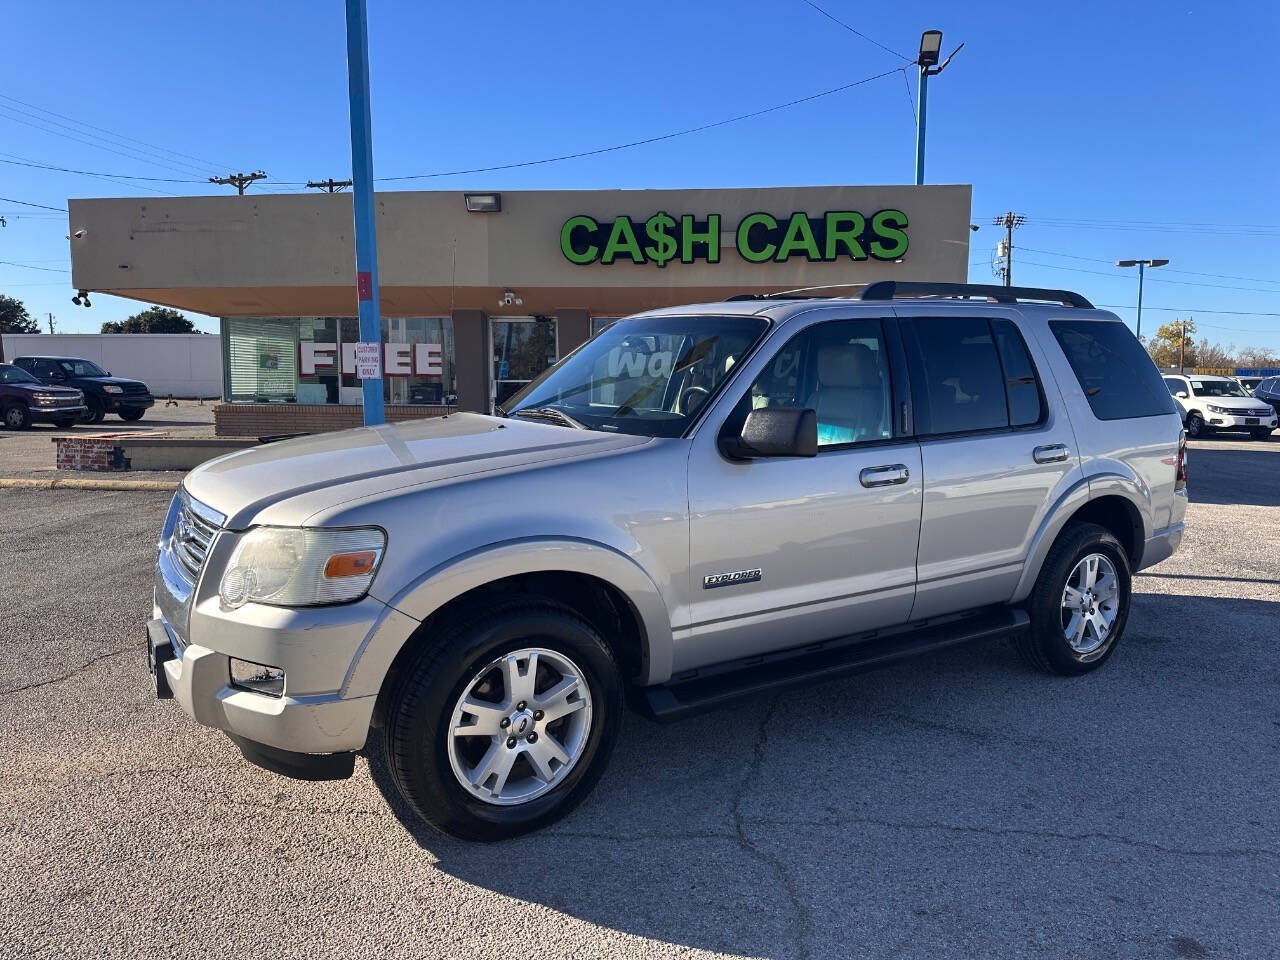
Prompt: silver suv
<box><xmin>147</xmin><ymin>282</ymin><xmax>1187</xmax><ymax>840</ymax></box>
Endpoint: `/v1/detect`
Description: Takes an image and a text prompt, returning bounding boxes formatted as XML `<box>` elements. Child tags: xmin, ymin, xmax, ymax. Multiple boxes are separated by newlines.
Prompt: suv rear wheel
<box><xmin>382</xmin><ymin>597</ymin><xmax>622</xmax><ymax>841</ymax></box>
<box><xmin>1016</xmin><ymin>522</ymin><xmax>1132</xmax><ymax>675</ymax></box>
<box><xmin>1185</xmin><ymin>412</ymin><xmax>1207</xmax><ymax>438</ymax></box>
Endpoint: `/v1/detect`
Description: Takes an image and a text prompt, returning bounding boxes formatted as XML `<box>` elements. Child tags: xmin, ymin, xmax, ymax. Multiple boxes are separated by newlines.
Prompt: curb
<box><xmin>0</xmin><ymin>476</ymin><xmax>180</xmax><ymax>492</ymax></box>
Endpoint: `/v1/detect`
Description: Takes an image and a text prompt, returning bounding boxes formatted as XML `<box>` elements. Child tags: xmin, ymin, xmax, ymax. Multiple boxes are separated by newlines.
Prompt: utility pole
<box><xmin>47</xmin><ymin>313</ymin><xmax>55</xmax><ymax>334</ymax></box>
<box><xmin>306</xmin><ymin>178</ymin><xmax>353</xmax><ymax>193</ymax></box>
<box><xmin>344</xmin><ymin>0</ymin><xmax>385</xmax><ymax>427</ymax></box>
<box><xmin>1178</xmin><ymin>317</ymin><xmax>1187</xmax><ymax>373</ymax></box>
<box><xmin>993</xmin><ymin>212</ymin><xmax>1026</xmax><ymax>286</ymax></box>
<box><xmin>208</xmin><ymin>171</ymin><xmax>268</xmax><ymax>195</ymax></box>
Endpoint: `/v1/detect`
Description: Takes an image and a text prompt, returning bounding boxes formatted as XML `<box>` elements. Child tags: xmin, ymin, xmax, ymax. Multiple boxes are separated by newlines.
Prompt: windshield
<box><xmin>1191</xmin><ymin>379</ymin><xmax>1249</xmax><ymax>397</ymax></box>
<box><xmin>0</xmin><ymin>364</ymin><xmax>39</xmax><ymax>384</ymax></box>
<box><xmin>56</xmin><ymin>359</ymin><xmax>109</xmax><ymax>377</ymax></box>
<box><xmin>504</xmin><ymin>314</ymin><xmax>769</xmax><ymax>437</ymax></box>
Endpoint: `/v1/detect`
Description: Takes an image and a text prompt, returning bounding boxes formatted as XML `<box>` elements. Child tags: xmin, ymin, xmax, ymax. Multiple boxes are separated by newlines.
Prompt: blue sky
<box><xmin>2</xmin><ymin>0</ymin><xmax>1277</xmax><ymax>349</ymax></box>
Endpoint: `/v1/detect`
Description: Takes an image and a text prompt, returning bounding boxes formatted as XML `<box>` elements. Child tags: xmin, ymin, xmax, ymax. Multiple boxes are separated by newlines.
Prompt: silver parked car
<box><xmin>147</xmin><ymin>282</ymin><xmax>1188</xmax><ymax>840</ymax></box>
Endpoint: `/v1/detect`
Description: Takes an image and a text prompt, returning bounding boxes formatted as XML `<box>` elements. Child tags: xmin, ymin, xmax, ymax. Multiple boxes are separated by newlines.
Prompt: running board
<box><xmin>641</xmin><ymin>607</ymin><xmax>1029</xmax><ymax>722</ymax></box>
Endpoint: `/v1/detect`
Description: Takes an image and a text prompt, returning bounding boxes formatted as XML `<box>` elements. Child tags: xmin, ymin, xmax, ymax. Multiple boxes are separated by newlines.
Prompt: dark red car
<box><xmin>0</xmin><ymin>362</ymin><xmax>87</xmax><ymax>430</ymax></box>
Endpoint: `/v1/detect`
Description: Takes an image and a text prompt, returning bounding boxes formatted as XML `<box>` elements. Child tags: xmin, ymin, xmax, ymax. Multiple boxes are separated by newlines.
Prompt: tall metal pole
<box><xmin>914</xmin><ymin>66</ymin><xmax>928</xmax><ymax>185</ymax></box>
<box><xmin>344</xmin><ymin>0</ymin><xmax>385</xmax><ymax>426</ymax></box>
<box><xmin>1135</xmin><ymin>261</ymin><xmax>1145</xmax><ymax>340</ymax></box>
<box><xmin>1003</xmin><ymin>216</ymin><xmax>1013</xmax><ymax>287</ymax></box>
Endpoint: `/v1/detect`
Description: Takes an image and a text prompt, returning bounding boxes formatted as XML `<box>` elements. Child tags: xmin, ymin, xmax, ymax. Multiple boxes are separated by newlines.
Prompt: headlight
<box><xmin>102</xmin><ymin>385</ymin><xmax>123</xmax><ymax>394</ymax></box>
<box><xmin>1205</xmin><ymin>404</ymin><xmax>1227</xmax><ymax>414</ymax></box>
<box><xmin>218</xmin><ymin>526</ymin><xmax>386</xmax><ymax>609</ymax></box>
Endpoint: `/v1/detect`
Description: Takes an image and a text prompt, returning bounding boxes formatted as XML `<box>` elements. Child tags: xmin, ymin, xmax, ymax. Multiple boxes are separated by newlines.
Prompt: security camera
<box><xmin>83</xmin><ymin>295</ymin><xmax>92</xmax><ymax>307</ymax></box>
<box><xmin>498</xmin><ymin>289</ymin><xmax>523</xmax><ymax>307</ymax></box>
<box><xmin>71</xmin><ymin>295</ymin><xmax>81</xmax><ymax>306</ymax></box>
<box><xmin>73</xmin><ymin>229</ymin><xmax>86</xmax><ymax>239</ymax></box>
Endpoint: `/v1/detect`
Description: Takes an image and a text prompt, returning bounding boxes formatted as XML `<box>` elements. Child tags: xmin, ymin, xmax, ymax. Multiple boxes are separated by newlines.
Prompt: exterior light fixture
<box><xmin>917</xmin><ymin>30</ymin><xmax>943</xmax><ymax>67</ymax></box>
<box><xmin>464</xmin><ymin>193</ymin><xmax>502</xmax><ymax>213</ymax></box>
<box><xmin>1115</xmin><ymin>258</ymin><xmax>1169</xmax><ymax>339</ymax></box>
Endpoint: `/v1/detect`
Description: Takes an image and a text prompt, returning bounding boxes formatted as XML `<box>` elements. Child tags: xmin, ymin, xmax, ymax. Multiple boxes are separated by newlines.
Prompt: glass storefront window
<box><xmin>226</xmin><ymin>315</ymin><xmax>455</xmax><ymax>406</ymax></box>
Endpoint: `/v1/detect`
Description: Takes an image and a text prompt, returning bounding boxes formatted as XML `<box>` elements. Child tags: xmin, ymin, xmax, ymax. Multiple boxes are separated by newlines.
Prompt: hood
<box><xmin>183</xmin><ymin>412</ymin><xmax>652</xmax><ymax>528</ymax></box>
<box><xmin>78</xmin><ymin>375</ymin><xmax>146</xmax><ymax>388</ymax></box>
<box><xmin>4</xmin><ymin>382</ymin><xmax>81</xmax><ymax>396</ymax></box>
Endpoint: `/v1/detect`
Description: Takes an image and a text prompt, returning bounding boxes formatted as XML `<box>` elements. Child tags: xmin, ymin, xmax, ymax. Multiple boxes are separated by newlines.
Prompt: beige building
<box><xmin>67</xmin><ymin>184</ymin><xmax>972</xmax><ymax>434</ymax></box>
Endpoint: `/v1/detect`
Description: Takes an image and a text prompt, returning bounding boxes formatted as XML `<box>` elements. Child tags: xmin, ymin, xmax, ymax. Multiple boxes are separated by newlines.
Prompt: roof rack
<box><xmin>859</xmin><ymin>281</ymin><xmax>1093</xmax><ymax>309</ymax></box>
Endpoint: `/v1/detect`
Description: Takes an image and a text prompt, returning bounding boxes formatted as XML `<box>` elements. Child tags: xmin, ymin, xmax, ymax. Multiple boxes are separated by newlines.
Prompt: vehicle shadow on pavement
<box><xmin>358</xmin><ymin>593</ymin><xmax>1280</xmax><ymax>959</ymax></box>
<box><xmin>1187</xmin><ymin>444</ymin><xmax>1280</xmax><ymax>507</ymax></box>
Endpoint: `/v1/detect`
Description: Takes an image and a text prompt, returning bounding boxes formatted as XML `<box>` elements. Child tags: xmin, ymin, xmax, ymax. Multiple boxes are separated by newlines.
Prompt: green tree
<box><xmin>101</xmin><ymin>306</ymin><xmax>196</xmax><ymax>334</ymax></box>
<box><xmin>1146</xmin><ymin>318</ymin><xmax>1198</xmax><ymax>370</ymax></box>
<box><xmin>0</xmin><ymin>294</ymin><xmax>39</xmax><ymax>362</ymax></box>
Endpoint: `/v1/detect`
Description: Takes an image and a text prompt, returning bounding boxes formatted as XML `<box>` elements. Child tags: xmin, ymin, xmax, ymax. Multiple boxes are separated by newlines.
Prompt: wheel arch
<box><xmin>1012</xmin><ymin>481</ymin><xmax>1146</xmax><ymax>604</ymax></box>
<box><xmin>344</xmin><ymin>538</ymin><xmax>674</xmax><ymax>706</ymax></box>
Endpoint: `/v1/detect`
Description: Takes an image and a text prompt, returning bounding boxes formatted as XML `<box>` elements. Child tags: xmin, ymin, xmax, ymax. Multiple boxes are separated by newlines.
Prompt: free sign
<box><xmin>300</xmin><ymin>341</ymin><xmax>445</xmax><ymax>378</ymax></box>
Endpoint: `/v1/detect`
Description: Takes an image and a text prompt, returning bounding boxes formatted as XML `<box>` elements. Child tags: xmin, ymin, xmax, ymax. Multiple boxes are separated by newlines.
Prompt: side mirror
<box><xmin>720</xmin><ymin>407</ymin><xmax>818</xmax><ymax>460</ymax></box>
<box><xmin>1176</xmin><ymin>391</ymin><xmax>1188</xmax><ymax>399</ymax></box>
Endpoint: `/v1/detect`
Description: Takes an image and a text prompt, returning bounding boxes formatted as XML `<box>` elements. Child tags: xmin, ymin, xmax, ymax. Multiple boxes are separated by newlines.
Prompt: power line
<box><xmin>1018</xmin><ymin>245</ymin><xmax>1280</xmax><ymax>286</ymax></box>
<box><xmin>0</xmin><ymin>106</ymin><xmax>217</xmax><ymax>180</ymax></box>
<box><xmin>364</xmin><ymin>68</ymin><xmax>903</xmax><ymax>183</ymax></box>
<box><xmin>899</xmin><ymin>68</ymin><xmax>916</xmax><ymax>124</ymax></box>
<box><xmin>1016</xmin><ymin>256</ymin><xmax>1280</xmax><ymax>295</ymax></box>
<box><xmin>0</xmin><ymin>92</ymin><xmax>232</xmax><ymax>174</ymax></box>
<box><xmin>0</xmin><ymin>154</ymin><xmax>204</xmax><ymax>182</ymax></box>
<box><xmin>0</xmin><ymin>196</ymin><xmax>67</xmax><ymax>213</ymax></box>
<box><xmin>796</xmin><ymin>0</ymin><xmax>911</xmax><ymax>61</ymax></box>
<box><xmin>0</xmin><ymin>260</ymin><xmax>69</xmax><ymax>273</ymax></box>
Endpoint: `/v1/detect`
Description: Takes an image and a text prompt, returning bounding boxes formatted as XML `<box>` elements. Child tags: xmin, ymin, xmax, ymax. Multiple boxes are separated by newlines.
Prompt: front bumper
<box><xmin>30</xmin><ymin>403</ymin><xmax>88</xmax><ymax>422</ymax></box>
<box><xmin>104</xmin><ymin>394</ymin><xmax>154</xmax><ymax>412</ymax></box>
<box><xmin>149</xmin><ymin>609</ymin><xmax>378</xmax><ymax>755</ymax></box>
<box><xmin>1202</xmin><ymin>410</ymin><xmax>1276</xmax><ymax>430</ymax></box>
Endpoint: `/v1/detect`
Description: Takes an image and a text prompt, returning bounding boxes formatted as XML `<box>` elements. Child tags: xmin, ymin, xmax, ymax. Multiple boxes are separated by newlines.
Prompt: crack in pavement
<box><xmin>0</xmin><ymin>648</ymin><xmax>132</xmax><ymax>698</ymax></box>
<box><xmin>750</xmin><ymin>813</ymin><xmax>1280</xmax><ymax>861</ymax></box>
<box><xmin>731</xmin><ymin>698</ymin><xmax>813</xmax><ymax>960</ymax></box>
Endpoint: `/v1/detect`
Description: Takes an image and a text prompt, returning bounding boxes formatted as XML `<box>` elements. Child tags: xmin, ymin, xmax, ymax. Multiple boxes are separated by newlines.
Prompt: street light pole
<box><xmin>913</xmin><ymin>30</ymin><xmax>962</xmax><ymax>185</ymax></box>
<box><xmin>344</xmin><ymin>0</ymin><xmax>385</xmax><ymax>427</ymax></box>
<box><xmin>1115</xmin><ymin>258</ymin><xmax>1169</xmax><ymax>341</ymax></box>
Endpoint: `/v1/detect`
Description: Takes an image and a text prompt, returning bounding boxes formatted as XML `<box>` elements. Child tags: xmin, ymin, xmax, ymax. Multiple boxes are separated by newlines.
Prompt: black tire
<box><xmin>2</xmin><ymin>402</ymin><xmax>31</xmax><ymax>431</ymax></box>
<box><xmin>1015</xmin><ymin>522</ymin><xmax>1132</xmax><ymax>676</ymax></box>
<box><xmin>382</xmin><ymin>597</ymin><xmax>623</xmax><ymax>841</ymax></box>
<box><xmin>1250</xmin><ymin>428</ymin><xmax>1272</xmax><ymax>441</ymax></box>
<box><xmin>82</xmin><ymin>396</ymin><xmax>105</xmax><ymax>425</ymax></box>
<box><xmin>119</xmin><ymin>408</ymin><xmax>145</xmax><ymax>422</ymax></box>
<box><xmin>1185</xmin><ymin>413</ymin><xmax>1206</xmax><ymax>438</ymax></box>
<box><xmin>53</xmin><ymin>417</ymin><xmax>78</xmax><ymax>429</ymax></box>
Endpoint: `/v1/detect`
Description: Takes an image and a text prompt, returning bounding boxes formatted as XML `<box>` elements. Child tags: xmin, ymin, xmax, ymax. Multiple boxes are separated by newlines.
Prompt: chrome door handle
<box><xmin>1033</xmin><ymin>444</ymin><xmax>1070</xmax><ymax>464</ymax></box>
<box><xmin>860</xmin><ymin>464</ymin><xmax>910</xmax><ymax>487</ymax></box>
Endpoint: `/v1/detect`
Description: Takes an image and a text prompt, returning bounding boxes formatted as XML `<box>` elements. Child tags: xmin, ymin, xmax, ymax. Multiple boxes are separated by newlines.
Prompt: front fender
<box><xmin>341</xmin><ymin>538</ymin><xmax>675</xmax><ymax>699</ymax></box>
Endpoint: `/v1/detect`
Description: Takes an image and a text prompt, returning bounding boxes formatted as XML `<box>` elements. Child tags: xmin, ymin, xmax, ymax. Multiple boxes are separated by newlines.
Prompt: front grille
<box><xmin>122</xmin><ymin>382</ymin><xmax>150</xmax><ymax>396</ymax></box>
<box><xmin>171</xmin><ymin>493</ymin><xmax>223</xmax><ymax>582</ymax></box>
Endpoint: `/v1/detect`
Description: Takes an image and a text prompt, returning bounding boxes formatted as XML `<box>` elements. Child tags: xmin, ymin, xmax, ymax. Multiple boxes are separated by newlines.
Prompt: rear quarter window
<box><xmin>1049</xmin><ymin>319</ymin><xmax>1175</xmax><ymax>420</ymax></box>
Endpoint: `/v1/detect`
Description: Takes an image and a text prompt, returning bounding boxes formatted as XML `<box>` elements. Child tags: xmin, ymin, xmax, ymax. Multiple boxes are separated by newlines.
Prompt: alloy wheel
<box><xmin>446</xmin><ymin>647</ymin><xmax>593</xmax><ymax>806</ymax></box>
<box><xmin>1060</xmin><ymin>553</ymin><xmax>1120</xmax><ymax>661</ymax></box>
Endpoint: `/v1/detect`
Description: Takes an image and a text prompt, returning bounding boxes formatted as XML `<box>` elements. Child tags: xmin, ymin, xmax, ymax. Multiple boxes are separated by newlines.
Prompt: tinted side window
<box><xmin>726</xmin><ymin>318</ymin><xmax>894</xmax><ymax>447</ymax></box>
<box><xmin>1050</xmin><ymin>320</ymin><xmax>1176</xmax><ymax>420</ymax></box>
<box><xmin>905</xmin><ymin>316</ymin><xmax>1009</xmax><ymax>435</ymax></box>
<box><xmin>1164</xmin><ymin>377</ymin><xmax>1182</xmax><ymax>396</ymax></box>
<box><xmin>991</xmin><ymin>319</ymin><xmax>1045</xmax><ymax>427</ymax></box>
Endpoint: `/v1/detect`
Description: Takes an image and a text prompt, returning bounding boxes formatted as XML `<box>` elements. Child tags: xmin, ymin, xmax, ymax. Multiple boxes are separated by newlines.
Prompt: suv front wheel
<box><xmin>382</xmin><ymin>597</ymin><xmax>623</xmax><ymax>841</ymax></box>
<box><xmin>1016</xmin><ymin>522</ymin><xmax>1132</xmax><ymax>675</ymax></box>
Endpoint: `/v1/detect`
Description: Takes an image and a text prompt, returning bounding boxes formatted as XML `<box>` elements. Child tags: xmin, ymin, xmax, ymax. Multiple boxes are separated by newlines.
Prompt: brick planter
<box><xmin>214</xmin><ymin>403</ymin><xmax>454</xmax><ymax>438</ymax></box>
<box><xmin>54</xmin><ymin>433</ymin><xmax>158</xmax><ymax>472</ymax></box>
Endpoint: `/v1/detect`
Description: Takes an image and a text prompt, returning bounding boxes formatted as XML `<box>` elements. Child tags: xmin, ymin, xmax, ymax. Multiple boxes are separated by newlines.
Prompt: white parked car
<box><xmin>1163</xmin><ymin>374</ymin><xmax>1277</xmax><ymax>439</ymax></box>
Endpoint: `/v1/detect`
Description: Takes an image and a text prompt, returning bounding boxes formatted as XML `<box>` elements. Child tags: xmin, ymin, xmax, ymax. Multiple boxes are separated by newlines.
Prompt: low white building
<box><xmin>0</xmin><ymin>332</ymin><xmax>221</xmax><ymax>398</ymax></box>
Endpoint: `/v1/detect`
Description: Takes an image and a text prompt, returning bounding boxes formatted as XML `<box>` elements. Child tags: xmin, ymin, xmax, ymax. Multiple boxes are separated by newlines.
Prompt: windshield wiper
<box><xmin>512</xmin><ymin>406</ymin><xmax>587</xmax><ymax>430</ymax></box>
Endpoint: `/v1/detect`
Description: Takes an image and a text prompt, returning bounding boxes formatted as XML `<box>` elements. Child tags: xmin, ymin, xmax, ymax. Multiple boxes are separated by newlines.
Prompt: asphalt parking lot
<box><xmin>1</xmin><ymin>438</ymin><xmax>1277</xmax><ymax>960</ymax></box>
